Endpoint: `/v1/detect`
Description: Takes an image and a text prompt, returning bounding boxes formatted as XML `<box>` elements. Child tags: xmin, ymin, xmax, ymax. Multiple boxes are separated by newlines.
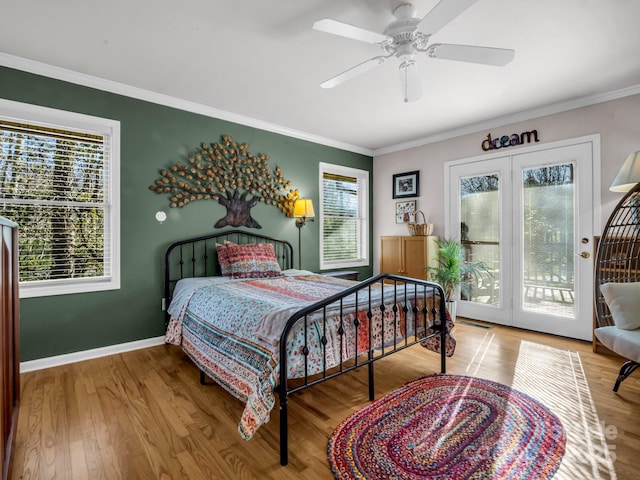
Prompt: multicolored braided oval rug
<box><xmin>328</xmin><ymin>374</ymin><xmax>565</xmax><ymax>479</ymax></box>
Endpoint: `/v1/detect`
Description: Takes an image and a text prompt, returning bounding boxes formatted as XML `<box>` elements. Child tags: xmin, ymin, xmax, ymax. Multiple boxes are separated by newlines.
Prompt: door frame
<box><xmin>443</xmin><ymin>134</ymin><xmax>601</xmax><ymax>333</ymax></box>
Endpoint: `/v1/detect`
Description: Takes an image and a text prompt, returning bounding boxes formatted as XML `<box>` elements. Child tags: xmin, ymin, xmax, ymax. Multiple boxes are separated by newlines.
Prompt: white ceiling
<box><xmin>2</xmin><ymin>0</ymin><xmax>640</xmax><ymax>155</ymax></box>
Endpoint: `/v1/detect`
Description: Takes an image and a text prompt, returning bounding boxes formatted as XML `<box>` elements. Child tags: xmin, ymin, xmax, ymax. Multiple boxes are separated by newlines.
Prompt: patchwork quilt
<box><xmin>165</xmin><ymin>274</ymin><xmax>455</xmax><ymax>439</ymax></box>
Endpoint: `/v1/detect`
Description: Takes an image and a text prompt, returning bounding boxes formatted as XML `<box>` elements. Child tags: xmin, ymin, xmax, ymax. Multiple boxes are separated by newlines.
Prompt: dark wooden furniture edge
<box><xmin>1</xmin><ymin>217</ymin><xmax>19</xmax><ymax>480</ymax></box>
<box><xmin>321</xmin><ymin>270</ymin><xmax>359</xmax><ymax>281</ymax></box>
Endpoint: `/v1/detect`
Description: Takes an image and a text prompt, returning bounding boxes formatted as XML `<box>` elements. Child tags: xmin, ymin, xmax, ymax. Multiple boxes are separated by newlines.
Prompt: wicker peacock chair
<box><xmin>594</xmin><ymin>182</ymin><xmax>640</xmax><ymax>391</ymax></box>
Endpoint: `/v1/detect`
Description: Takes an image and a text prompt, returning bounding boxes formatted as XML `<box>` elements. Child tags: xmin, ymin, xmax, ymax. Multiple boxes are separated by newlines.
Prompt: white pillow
<box><xmin>600</xmin><ymin>282</ymin><xmax>640</xmax><ymax>330</ymax></box>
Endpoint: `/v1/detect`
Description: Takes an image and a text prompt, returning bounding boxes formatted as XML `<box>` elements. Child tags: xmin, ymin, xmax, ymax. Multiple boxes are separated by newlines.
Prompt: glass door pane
<box><xmin>521</xmin><ymin>164</ymin><xmax>575</xmax><ymax>317</ymax></box>
<box><xmin>512</xmin><ymin>141</ymin><xmax>593</xmax><ymax>340</ymax></box>
<box><xmin>460</xmin><ymin>175</ymin><xmax>500</xmax><ymax>307</ymax></box>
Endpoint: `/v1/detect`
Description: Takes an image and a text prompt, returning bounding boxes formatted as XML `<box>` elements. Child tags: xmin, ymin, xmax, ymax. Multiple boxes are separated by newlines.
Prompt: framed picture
<box><xmin>395</xmin><ymin>200</ymin><xmax>416</xmax><ymax>224</ymax></box>
<box><xmin>392</xmin><ymin>170</ymin><xmax>420</xmax><ymax>198</ymax></box>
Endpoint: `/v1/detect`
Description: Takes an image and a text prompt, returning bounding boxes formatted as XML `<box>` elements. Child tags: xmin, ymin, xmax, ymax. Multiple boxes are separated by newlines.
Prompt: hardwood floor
<box><xmin>10</xmin><ymin>320</ymin><xmax>640</xmax><ymax>480</ymax></box>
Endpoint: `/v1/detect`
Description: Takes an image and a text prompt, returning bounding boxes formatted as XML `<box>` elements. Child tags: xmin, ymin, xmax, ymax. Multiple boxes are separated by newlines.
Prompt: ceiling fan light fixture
<box><xmin>399</xmin><ymin>58</ymin><xmax>421</xmax><ymax>103</ymax></box>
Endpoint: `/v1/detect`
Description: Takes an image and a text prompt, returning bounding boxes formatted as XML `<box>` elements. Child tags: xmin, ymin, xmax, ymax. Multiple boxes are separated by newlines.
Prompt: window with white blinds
<box><xmin>0</xmin><ymin>99</ymin><xmax>120</xmax><ymax>298</ymax></box>
<box><xmin>319</xmin><ymin>162</ymin><xmax>369</xmax><ymax>269</ymax></box>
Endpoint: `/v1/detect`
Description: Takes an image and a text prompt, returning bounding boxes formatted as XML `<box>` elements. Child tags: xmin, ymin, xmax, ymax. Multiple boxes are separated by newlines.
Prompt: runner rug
<box><xmin>328</xmin><ymin>374</ymin><xmax>566</xmax><ymax>479</ymax></box>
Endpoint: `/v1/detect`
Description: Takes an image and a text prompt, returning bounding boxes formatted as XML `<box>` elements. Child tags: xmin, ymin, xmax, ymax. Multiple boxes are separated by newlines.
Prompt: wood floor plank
<box><xmin>142</xmin><ymin>368</ymin><xmax>192</xmax><ymax>438</ymax></box>
<box><xmin>119</xmin><ymin>384</ymin><xmax>183</xmax><ymax>478</ymax></box>
<box><xmin>94</xmin><ymin>367</ymin><xmax>147</xmax><ymax>478</ymax></box>
<box><xmin>74</xmin><ymin>372</ymin><xmax>109</xmax><ymax>479</ymax></box>
<box><xmin>69</xmin><ymin>439</ymin><xmax>89</xmax><ymax>479</ymax></box>
<box><xmin>12</xmin><ymin>375</ymin><xmax>43</xmax><ymax>480</ymax></box>
<box><xmin>52</xmin><ymin>371</ymin><xmax>73</xmax><ymax>479</ymax></box>
<box><xmin>10</xmin><ymin>321</ymin><xmax>640</xmax><ymax>479</ymax></box>
<box><xmin>98</xmin><ymin>445</ymin><xmax>124</xmax><ymax>480</ymax></box>
<box><xmin>38</xmin><ymin>380</ymin><xmax>58</xmax><ymax>479</ymax></box>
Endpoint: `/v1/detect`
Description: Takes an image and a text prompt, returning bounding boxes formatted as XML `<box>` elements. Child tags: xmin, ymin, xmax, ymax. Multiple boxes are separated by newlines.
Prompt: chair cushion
<box><xmin>595</xmin><ymin>326</ymin><xmax>640</xmax><ymax>363</ymax></box>
<box><xmin>600</xmin><ymin>282</ymin><xmax>640</xmax><ymax>330</ymax></box>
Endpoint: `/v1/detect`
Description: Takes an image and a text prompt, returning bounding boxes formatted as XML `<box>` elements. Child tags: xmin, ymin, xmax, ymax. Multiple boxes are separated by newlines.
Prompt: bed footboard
<box><xmin>277</xmin><ymin>273</ymin><xmax>447</xmax><ymax>466</ymax></box>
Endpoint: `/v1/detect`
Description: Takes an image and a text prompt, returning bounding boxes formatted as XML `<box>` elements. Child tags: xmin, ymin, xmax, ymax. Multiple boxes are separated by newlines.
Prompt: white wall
<box><xmin>372</xmin><ymin>93</ymin><xmax>640</xmax><ymax>273</ymax></box>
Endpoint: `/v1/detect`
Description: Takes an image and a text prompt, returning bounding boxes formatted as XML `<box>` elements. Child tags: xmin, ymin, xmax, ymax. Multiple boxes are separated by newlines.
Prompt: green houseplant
<box><xmin>428</xmin><ymin>238</ymin><xmax>490</xmax><ymax>320</ymax></box>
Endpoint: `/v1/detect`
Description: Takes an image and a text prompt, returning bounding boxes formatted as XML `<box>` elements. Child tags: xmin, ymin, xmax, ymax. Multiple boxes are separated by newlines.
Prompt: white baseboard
<box><xmin>20</xmin><ymin>336</ymin><xmax>166</xmax><ymax>373</ymax></box>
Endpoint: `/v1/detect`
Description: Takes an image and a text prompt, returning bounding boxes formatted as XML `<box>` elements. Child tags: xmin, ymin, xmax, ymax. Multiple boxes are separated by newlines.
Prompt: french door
<box><xmin>446</xmin><ymin>139</ymin><xmax>597</xmax><ymax>340</ymax></box>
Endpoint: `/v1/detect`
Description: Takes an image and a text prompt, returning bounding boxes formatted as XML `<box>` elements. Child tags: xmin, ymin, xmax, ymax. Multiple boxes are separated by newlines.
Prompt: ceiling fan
<box><xmin>313</xmin><ymin>0</ymin><xmax>515</xmax><ymax>102</ymax></box>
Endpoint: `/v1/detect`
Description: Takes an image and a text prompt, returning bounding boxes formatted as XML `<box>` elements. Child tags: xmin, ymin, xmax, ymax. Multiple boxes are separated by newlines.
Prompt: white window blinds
<box><xmin>0</xmin><ymin>112</ymin><xmax>118</xmax><ymax>296</ymax></box>
<box><xmin>319</xmin><ymin>163</ymin><xmax>369</xmax><ymax>269</ymax></box>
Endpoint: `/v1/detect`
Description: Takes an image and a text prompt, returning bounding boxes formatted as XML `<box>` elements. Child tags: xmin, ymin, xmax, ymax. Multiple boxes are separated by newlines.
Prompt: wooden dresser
<box><xmin>380</xmin><ymin>235</ymin><xmax>438</xmax><ymax>280</ymax></box>
<box><xmin>0</xmin><ymin>217</ymin><xmax>19</xmax><ymax>480</ymax></box>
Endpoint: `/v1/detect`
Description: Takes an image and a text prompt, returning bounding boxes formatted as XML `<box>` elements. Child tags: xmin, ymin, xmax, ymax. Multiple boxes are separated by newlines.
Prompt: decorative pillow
<box><xmin>216</xmin><ymin>242</ymin><xmax>233</xmax><ymax>277</ymax></box>
<box><xmin>226</xmin><ymin>243</ymin><xmax>283</xmax><ymax>279</ymax></box>
<box><xmin>600</xmin><ymin>282</ymin><xmax>640</xmax><ymax>330</ymax></box>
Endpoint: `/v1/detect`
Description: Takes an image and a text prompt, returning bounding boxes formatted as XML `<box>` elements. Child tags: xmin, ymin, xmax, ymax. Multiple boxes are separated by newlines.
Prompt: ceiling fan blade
<box><xmin>313</xmin><ymin>19</ymin><xmax>391</xmax><ymax>45</ymax></box>
<box><xmin>320</xmin><ymin>56</ymin><xmax>388</xmax><ymax>89</ymax></box>
<box><xmin>398</xmin><ymin>60</ymin><xmax>422</xmax><ymax>103</ymax></box>
<box><xmin>428</xmin><ymin>43</ymin><xmax>515</xmax><ymax>66</ymax></box>
<box><xmin>417</xmin><ymin>0</ymin><xmax>479</xmax><ymax>36</ymax></box>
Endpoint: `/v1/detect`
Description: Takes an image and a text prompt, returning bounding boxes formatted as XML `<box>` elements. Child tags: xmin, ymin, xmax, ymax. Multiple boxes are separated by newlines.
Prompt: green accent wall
<box><xmin>0</xmin><ymin>66</ymin><xmax>373</xmax><ymax>361</ymax></box>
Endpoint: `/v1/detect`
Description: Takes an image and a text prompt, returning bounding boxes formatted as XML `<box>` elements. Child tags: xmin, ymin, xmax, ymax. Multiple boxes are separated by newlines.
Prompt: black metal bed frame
<box><xmin>165</xmin><ymin>229</ymin><xmax>447</xmax><ymax>466</ymax></box>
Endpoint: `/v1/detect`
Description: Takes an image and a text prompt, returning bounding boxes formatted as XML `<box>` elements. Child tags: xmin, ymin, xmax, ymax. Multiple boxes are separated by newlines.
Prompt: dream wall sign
<box><xmin>481</xmin><ymin>129</ymin><xmax>540</xmax><ymax>151</ymax></box>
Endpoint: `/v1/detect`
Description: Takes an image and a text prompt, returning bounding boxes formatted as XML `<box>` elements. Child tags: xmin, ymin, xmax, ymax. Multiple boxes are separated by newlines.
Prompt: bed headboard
<box><xmin>164</xmin><ymin>229</ymin><xmax>294</xmax><ymax>316</ymax></box>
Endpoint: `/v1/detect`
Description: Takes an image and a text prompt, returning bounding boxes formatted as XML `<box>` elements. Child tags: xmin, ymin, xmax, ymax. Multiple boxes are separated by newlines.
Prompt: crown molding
<box><xmin>373</xmin><ymin>84</ymin><xmax>640</xmax><ymax>156</ymax></box>
<box><xmin>0</xmin><ymin>52</ymin><xmax>373</xmax><ymax>157</ymax></box>
<box><xmin>3</xmin><ymin>52</ymin><xmax>639</xmax><ymax>160</ymax></box>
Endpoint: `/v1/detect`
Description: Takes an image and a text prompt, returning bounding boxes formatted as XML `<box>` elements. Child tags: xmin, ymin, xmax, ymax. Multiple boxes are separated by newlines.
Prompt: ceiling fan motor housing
<box><xmin>383</xmin><ymin>4</ymin><xmax>430</xmax><ymax>57</ymax></box>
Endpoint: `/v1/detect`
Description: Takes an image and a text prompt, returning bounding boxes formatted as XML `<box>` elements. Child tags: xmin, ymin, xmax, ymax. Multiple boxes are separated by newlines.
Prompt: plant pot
<box><xmin>445</xmin><ymin>300</ymin><xmax>457</xmax><ymax>322</ymax></box>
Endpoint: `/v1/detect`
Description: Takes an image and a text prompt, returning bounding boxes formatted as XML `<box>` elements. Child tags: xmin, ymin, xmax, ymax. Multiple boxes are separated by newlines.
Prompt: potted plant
<box><xmin>428</xmin><ymin>238</ymin><xmax>490</xmax><ymax>321</ymax></box>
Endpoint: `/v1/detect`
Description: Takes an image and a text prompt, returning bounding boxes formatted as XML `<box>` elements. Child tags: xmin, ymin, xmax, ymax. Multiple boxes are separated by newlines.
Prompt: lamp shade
<box><xmin>293</xmin><ymin>198</ymin><xmax>315</xmax><ymax>218</ymax></box>
<box><xmin>610</xmin><ymin>151</ymin><xmax>640</xmax><ymax>192</ymax></box>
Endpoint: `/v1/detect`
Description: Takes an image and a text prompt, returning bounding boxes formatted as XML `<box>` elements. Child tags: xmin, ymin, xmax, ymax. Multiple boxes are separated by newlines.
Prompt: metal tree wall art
<box><xmin>149</xmin><ymin>135</ymin><xmax>298</xmax><ymax>228</ymax></box>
